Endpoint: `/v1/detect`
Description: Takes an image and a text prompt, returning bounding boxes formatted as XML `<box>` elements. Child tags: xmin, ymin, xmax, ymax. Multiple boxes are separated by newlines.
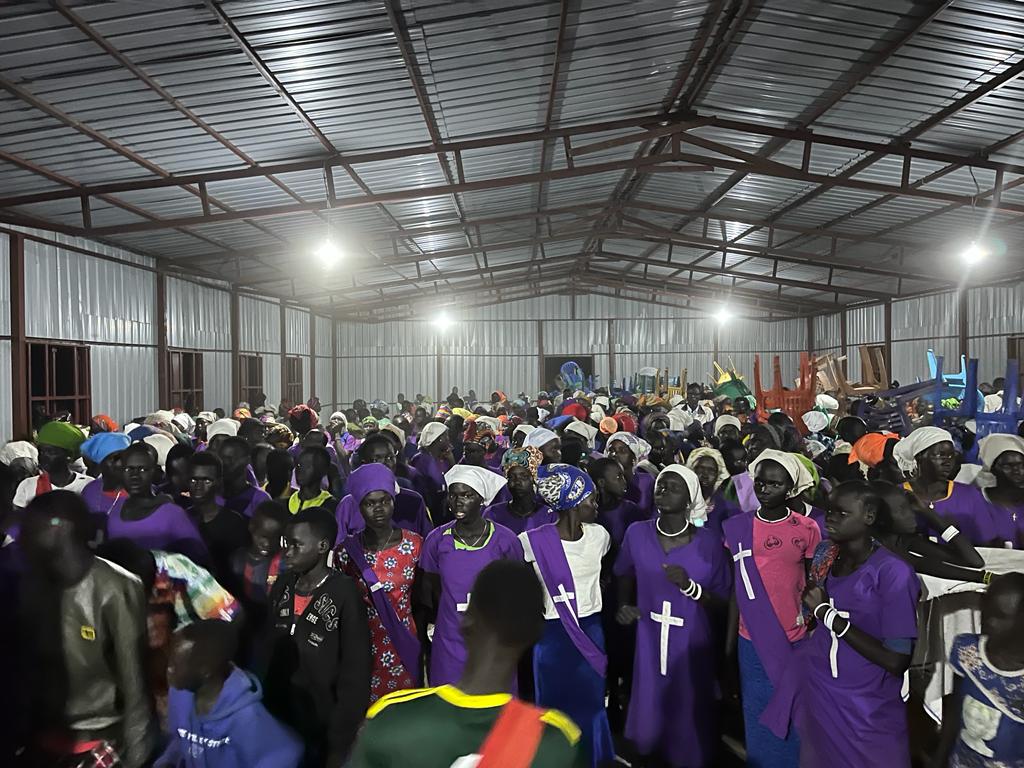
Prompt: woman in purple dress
<box><xmin>106</xmin><ymin>442</ymin><xmax>208</xmax><ymax>565</ymax></box>
<box><xmin>615</xmin><ymin>464</ymin><xmax>732</xmax><ymax>767</ymax></box>
<box><xmin>686</xmin><ymin>447</ymin><xmax>730</xmax><ymax>536</ymax></box>
<box><xmin>420</xmin><ymin>464</ymin><xmax>522</xmax><ymax>686</ymax></box>
<box><xmin>409</xmin><ymin>422</ymin><xmax>455</xmax><ymax>525</ymax></box>
<box><xmin>482</xmin><ymin>446</ymin><xmax>556</xmax><ymax>535</ymax></box>
<box><xmin>606</xmin><ymin>432</ymin><xmax>655</xmax><ymax>516</ymax></box>
<box><xmin>79</xmin><ymin>432</ymin><xmax>131</xmax><ymax>540</ymax></box>
<box><xmin>894</xmin><ymin>426</ymin><xmax>1000</xmax><ymax>545</ymax></box>
<box><xmin>765</xmin><ymin>480</ymin><xmax>920</xmax><ymax>768</ymax></box>
<box><xmin>977</xmin><ymin>433</ymin><xmax>1024</xmax><ymax>547</ymax></box>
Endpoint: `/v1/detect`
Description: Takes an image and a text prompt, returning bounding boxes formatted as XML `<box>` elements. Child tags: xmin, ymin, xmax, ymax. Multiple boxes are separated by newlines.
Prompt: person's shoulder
<box><xmin>94</xmin><ymin>555</ymin><xmax>144</xmax><ymax>589</ymax></box>
<box><xmin>792</xmin><ymin>511</ymin><xmax>822</xmax><ymax>532</ymax></box>
<box><xmin>583</xmin><ymin>522</ymin><xmax>610</xmax><ymax>545</ymax></box>
<box><xmin>365</xmin><ymin>686</ymin><xmax>444</xmax><ymax>720</ymax></box>
<box><xmin>623</xmin><ymin>517</ymin><xmax>654</xmax><ymax>540</ymax></box>
<box><xmin>949</xmin><ymin>632</ymin><xmax>981</xmax><ymax>674</ymax></box>
<box><xmin>872</xmin><ymin>546</ymin><xmax>918</xmax><ymax>587</ymax></box>
<box><xmin>538</xmin><ymin>707</ymin><xmax>581</xmax><ymax>748</ymax></box>
<box><xmin>490</xmin><ymin>520</ymin><xmax>521</xmax><ymax>544</ymax></box>
<box><xmin>423</xmin><ymin>522</ymin><xmax>453</xmax><ymax>546</ymax></box>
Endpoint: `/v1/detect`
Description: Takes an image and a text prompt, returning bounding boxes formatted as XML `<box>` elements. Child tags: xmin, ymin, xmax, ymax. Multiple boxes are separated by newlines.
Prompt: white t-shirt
<box><xmin>13</xmin><ymin>472</ymin><xmax>92</xmax><ymax>509</ymax></box>
<box><xmin>519</xmin><ymin>522</ymin><xmax>610</xmax><ymax>620</ymax></box>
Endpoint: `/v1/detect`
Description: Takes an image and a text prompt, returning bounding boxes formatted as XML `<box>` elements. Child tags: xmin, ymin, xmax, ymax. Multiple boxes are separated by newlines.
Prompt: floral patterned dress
<box><xmin>335</xmin><ymin>529</ymin><xmax>422</xmax><ymax>701</ymax></box>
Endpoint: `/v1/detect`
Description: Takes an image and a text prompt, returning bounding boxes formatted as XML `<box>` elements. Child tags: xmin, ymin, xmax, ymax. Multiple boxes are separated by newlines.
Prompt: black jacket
<box><xmin>261</xmin><ymin>569</ymin><xmax>370</xmax><ymax>767</ymax></box>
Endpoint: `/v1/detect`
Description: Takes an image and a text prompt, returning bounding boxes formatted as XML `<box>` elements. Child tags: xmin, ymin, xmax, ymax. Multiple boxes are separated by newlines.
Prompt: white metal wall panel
<box><xmin>262</xmin><ymin>353</ymin><xmax>282</xmax><ymax>408</ymax></box>
<box><xmin>0</xmin><ymin>340</ymin><xmax>11</xmax><ymax>441</ymax></box>
<box><xmin>969</xmin><ymin>285</ymin><xmax>1024</xmax><ymax>337</ymax></box>
<box><xmin>891</xmin><ymin>294</ymin><xmax>958</xmax><ymax>341</ymax></box>
<box><xmin>285</xmin><ymin>307</ymin><xmax>310</xmax><ymax>355</ymax></box>
<box><xmin>301</xmin><ymin>356</ymin><xmax>311</xmax><ymax>403</ymax></box>
<box><xmin>891</xmin><ymin>338</ymin><xmax>960</xmax><ymax>386</ymax></box>
<box><xmin>337</xmin><ymin>321</ymin><xmax>436</xmax><ymax>356</ymax></box>
<box><xmin>202</xmin><ymin>351</ymin><xmax>232</xmax><ymax>413</ymax></box>
<box><xmin>24</xmin><ymin>240</ymin><xmax>155</xmax><ymax>344</ymax></box>
<box><xmin>166</xmin><ymin>277</ymin><xmax>231</xmax><ymax>350</ymax></box>
<box><xmin>443</xmin><ymin>321</ymin><xmax>536</xmax><ymax>355</ymax></box>
<box><xmin>541</xmin><ymin>320</ymin><xmax>609</xmax><ymax>356</ymax></box>
<box><xmin>316</xmin><ymin>356</ymin><xmax>334</xmax><ymax>414</ymax></box>
<box><xmin>845</xmin><ymin>304</ymin><xmax>885</xmax><ymax>345</ymax></box>
<box><xmin>814</xmin><ymin>312</ymin><xmax>842</xmax><ymax>351</ymax></box>
<box><xmin>969</xmin><ymin>336</ymin><xmax>1009</xmax><ymax>384</ymax></box>
<box><xmin>239</xmin><ymin>296</ymin><xmax>280</xmax><ymax>353</ymax></box>
<box><xmin>442</xmin><ymin>355</ymin><xmax>538</xmax><ymax>398</ymax></box>
<box><xmin>615</xmin><ymin>318</ymin><xmax>716</xmax><ymax>355</ymax></box>
<box><xmin>91</xmin><ymin>345</ymin><xmax>158</xmax><ymax>422</ymax></box>
<box><xmin>9</xmin><ymin>225</ymin><xmax>155</xmax><ymax>268</ymax></box>
<box><xmin>0</xmin><ymin>235</ymin><xmax>10</xmax><ymax>336</ymax></box>
<box><xmin>315</xmin><ymin>316</ymin><xmax>333</xmax><ymax>356</ymax></box>
<box><xmin>338</xmin><ymin>353</ymin><xmax>434</xmax><ymax>406</ymax></box>
<box><xmin>459</xmin><ymin>295</ymin><xmax>571</xmax><ymax>320</ymax></box>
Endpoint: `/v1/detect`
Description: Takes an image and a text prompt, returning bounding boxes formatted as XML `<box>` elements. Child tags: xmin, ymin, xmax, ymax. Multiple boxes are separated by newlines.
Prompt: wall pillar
<box><xmin>156</xmin><ymin>272</ymin><xmax>168</xmax><ymax>407</ymax></box>
<box><xmin>10</xmin><ymin>233</ymin><xmax>29</xmax><ymax>439</ymax></box>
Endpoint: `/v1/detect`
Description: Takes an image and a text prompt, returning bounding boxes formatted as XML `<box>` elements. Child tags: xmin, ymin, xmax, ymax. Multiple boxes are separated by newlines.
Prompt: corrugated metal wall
<box><xmin>202</xmin><ymin>352</ymin><xmax>233</xmax><ymax>414</ymax></box>
<box><xmin>890</xmin><ymin>293</ymin><xmax>959</xmax><ymax>385</ymax></box>
<box><xmin>813</xmin><ymin>312</ymin><xmax>842</xmax><ymax>352</ymax></box>
<box><xmin>91</xmin><ymin>345</ymin><xmax>158</xmax><ymax>420</ymax></box>
<box><xmin>0</xmin><ymin>238</ymin><xmax>10</xmax><ymax>440</ymax></box>
<box><xmin>238</xmin><ymin>296</ymin><xmax>281</xmax><ymax>353</ymax></box>
<box><xmin>0</xmin><ymin>340</ymin><xmax>11</xmax><ymax>441</ymax></box>
<box><xmin>968</xmin><ymin>284</ymin><xmax>1024</xmax><ymax>382</ymax></box>
<box><xmin>166</xmin><ymin>277</ymin><xmax>231</xmax><ymax>350</ymax></box>
<box><xmin>315</xmin><ymin>315</ymin><xmax>334</xmax><ymax>418</ymax></box>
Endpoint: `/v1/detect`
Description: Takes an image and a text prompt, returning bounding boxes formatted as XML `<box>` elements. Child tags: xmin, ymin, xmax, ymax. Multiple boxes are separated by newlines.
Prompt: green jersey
<box><xmin>349</xmin><ymin>685</ymin><xmax>582</xmax><ymax>768</ymax></box>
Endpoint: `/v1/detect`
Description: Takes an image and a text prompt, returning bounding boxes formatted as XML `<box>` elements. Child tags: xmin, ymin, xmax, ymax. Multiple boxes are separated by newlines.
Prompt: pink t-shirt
<box><xmin>736</xmin><ymin>512</ymin><xmax>822</xmax><ymax>642</ymax></box>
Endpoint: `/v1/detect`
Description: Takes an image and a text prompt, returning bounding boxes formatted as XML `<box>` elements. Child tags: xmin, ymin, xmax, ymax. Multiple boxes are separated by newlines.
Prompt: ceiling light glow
<box><xmin>432</xmin><ymin>311</ymin><xmax>452</xmax><ymax>331</ymax></box>
<box><xmin>961</xmin><ymin>241</ymin><xmax>986</xmax><ymax>265</ymax></box>
<box><xmin>315</xmin><ymin>239</ymin><xmax>342</xmax><ymax>268</ymax></box>
<box><xmin>713</xmin><ymin>305</ymin><xmax>730</xmax><ymax>324</ymax></box>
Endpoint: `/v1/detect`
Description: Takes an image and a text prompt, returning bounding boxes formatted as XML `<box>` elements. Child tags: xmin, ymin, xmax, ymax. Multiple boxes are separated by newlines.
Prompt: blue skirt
<box><xmin>739</xmin><ymin>636</ymin><xmax>800</xmax><ymax>767</ymax></box>
<box><xmin>534</xmin><ymin>614</ymin><xmax>614</xmax><ymax>768</ymax></box>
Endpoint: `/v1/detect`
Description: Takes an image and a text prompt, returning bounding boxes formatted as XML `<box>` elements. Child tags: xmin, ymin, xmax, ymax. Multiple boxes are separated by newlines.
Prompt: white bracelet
<box><xmin>690</xmin><ymin>582</ymin><xmax>703</xmax><ymax>601</ymax></box>
<box><xmin>823</xmin><ymin>608</ymin><xmax>839</xmax><ymax>631</ymax></box>
<box><xmin>835</xmin><ymin>619</ymin><xmax>851</xmax><ymax>638</ymax></box>
<box><xmin>813</xmin><ymin>602</ymin><xmax>831</xmax><ymax>620</ymax></box>
<box><xmin>682</xmin><ymin>580</ymin><xmax>696</xmax><ymax>597</ymax></box>
<box><xmin>941</xmin><ymin>525</ymin><xmax>960</xmax><ymax>543</ymax></box>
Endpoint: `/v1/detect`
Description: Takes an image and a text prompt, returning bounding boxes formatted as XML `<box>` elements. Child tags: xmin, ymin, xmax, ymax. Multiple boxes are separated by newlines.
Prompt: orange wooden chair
<box><xmin>754</xmin><ymin>353</ymin><xmax>817</xmax><ymax>432</ymax></box>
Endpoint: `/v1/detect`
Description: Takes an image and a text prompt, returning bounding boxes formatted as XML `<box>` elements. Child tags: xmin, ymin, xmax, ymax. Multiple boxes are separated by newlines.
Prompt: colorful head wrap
<box><xmin>655</xmin><ymin>464</ymin><xmax>708</xmax><ymax>524</ymax></box>
<box><xmin>612</xmin><ymin>412</ymin><xmax>637</xmax><ymax>434</ymax></box>
<box><xmin>605</xmin><ymin>432</ymin><xmax>651</xmax><ymax>462</ymax></box>
<box><xmin>536</xmin><ymin>463</ymin><xmax>595</xmax><ymax>512</ymax></box>
<box><xmin>420</xmin><ymin>422</ymin><xmax>448</xmax><ymax>447</ymax></box>
<box><xmin>81</xmin><ymin>432</ymin><xmax>131</xmax><ymax>465</ymax></box>
<box><xmin>464</xmin><ymin>419</ymin><xmax>495</xmax><ymax>444</ymax></box>
<box><xmin>232</xmin><ymin>407</ymin><xmax>252</xmax><ymax>421</ymax></box>
<box><xmin>599</xmin><ymin>416</ymin><xmax>619</xmax><ymax>435</ymax></box>
<box><xmin>37</xmin><ymin>421</ymin><xmax>86</xmax><ymax>459</ymax></box>
<box><xmin>893</xmin><ymin>426</ymin><xmax>953</xmax><ymax>473</ymax></box>
<box><xmin>347</xmin><ymin>463</ymin><xmax>398</xmax><ymax>505</ymax></box>
<box><xmin>501</xmin><ymin>446</ymin><xmax>543</xmax><ymax>478</ymax></box>
<box><xmin>265</xmin><ymin>422</ymin><xmax>295</xmax><ymax>445</ymax></box>
<box><xmin>90</xmin><ymin>414</ymin><xmax>119</xmax><ymax>434</ymax></box>
<box><xmin>452</xmin><ymin>408</ymin><xmax>474</xmax><ymax>420</ymax></box>
<box><xmin>0</xmin><ymin>440</ymin><xmax>38</xmax><ymax>465</ymax></box>
<box><xmin>685</xmin><ymin>447</ymin><xmax>729</xmax><ymax>491</ymax></box>
<box><xmin>288</xmin><ymin>404</ymin><xmax>320</xmax><ymax>432</ymax></box>
<box><xmin>444</xmin><ymin>465</ymin><xmax>507</xmax><ymax>505</ymax></box>
<box><xmin>749</xmin><ymin>449</ymin><xmax>814</xmax><ymax>498</ymax></box>
<box><xmin>561</xmin><ymin>403</ymin><xmax>589</xmax><ymax>422</ymax></box>
<box><xmin>360</xmin><ymin>416</ymin><xmax>379</xmax><ymax>430</ymax></box>
<box><xmin>847</xmin><ymin>432</ymin><xmax>899</xmax><ymax>467</ymax></box>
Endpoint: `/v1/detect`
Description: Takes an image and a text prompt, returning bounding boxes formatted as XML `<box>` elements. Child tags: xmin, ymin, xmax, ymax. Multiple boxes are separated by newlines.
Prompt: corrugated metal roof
<box><xmin>1</xmin><ymin>0</ymin><xmax>1021</xmax><ymax>322</ymax></box>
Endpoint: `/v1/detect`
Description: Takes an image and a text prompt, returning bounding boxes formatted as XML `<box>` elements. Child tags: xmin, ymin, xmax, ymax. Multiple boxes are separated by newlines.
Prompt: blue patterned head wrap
<box><xmin>536</xmin><ymin>463</ymin><xmax>596</xmax><ymax>512</ymax></box>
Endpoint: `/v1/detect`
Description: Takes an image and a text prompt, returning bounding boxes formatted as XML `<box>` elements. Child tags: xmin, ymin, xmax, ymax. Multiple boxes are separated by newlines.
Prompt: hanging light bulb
<box><xmin>713</xmin><ymin>305</ymin><xmax>730</xmax><ymax>324</ymax></box>
<box><xmin>315</xmin><ymin>239</ymin><xmax>342</xmax><ymax>269</ymax></box>
<box><xmin>961</xmin><ymin>241</ymin><xmax>986</xmax><ymax>265</ymax></box>
<box><xmin>432</xmin><ymin>311</ymin><xmax>452</xmax><ymax>331</ymax></box>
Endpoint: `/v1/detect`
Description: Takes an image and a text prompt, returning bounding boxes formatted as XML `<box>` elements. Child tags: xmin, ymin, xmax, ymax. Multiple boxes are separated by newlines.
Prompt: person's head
<box><xmin>357</xmin><ymin>433</ymin><xmax>397</xmax><ymax>470</ymax></box>
<box><xmin>461</xmin><ymin>441</ymin><xmax>486</xmax><ymax>467</ymax></box>
<box><xmin>826</xmin><ymin>480</ymin><xmax>880</xmax><ymax>543</ymax></box>
<box><xmin>21</xmin><ymin>491</ymin><xmax>93</xmax><ymax>575</ymax></box>
<box><xmin>916</xmin><ymin>440</ymin><xmax>957</xmax><ymax>482</ymax></box>
<box><xmin>460</xmin><ymin>559</ymin><xmax>546</xmax><ymax>658</ymax></box>
<box><xmin>122</xmin><ymin>442</ymin><xmax>158</xmax><ymax>497</ymax></box>
<box><xmin>36</xmin><ymin>443</ymin><xmax>71</xmax><ymax>475</ymax></box>
<box><xmin>165</xmin><ymin>443</ymin><xmax>195</xmax><ymax>495</ymax></box>
<box><xmin>993</xmin><ymin>450</ymin><xmax>1024</xmax><ymax>490</ymax></box>
<box><xmin>558</xmin><ymin>433</ymin><xmax>586</xmax><ymax>467</ymax></box>
<box><xmin>524</xmin><ymin>428</ymin><xmax>561</xmax><ymax>464</ymax></box>
<box><xmin>448</xmin><ymin>482</ymin><xmax>485</xmax><ymax>522</ymax></box>
<box><xmin>413</xmin><ymin>407</ymin><xmax>427</xmax><ymax>428</ymax></box>
<box><xmin>536</xmin><ymin>463</ymin><xmax>597</xmax><ymax>524</ymax></box>
<box><xmin>606</xmin><ymin>437</ymin><xmax>636</xmax><ymax>471</ymax></box>
<box><xmin>869</xmin><ymin>481</ymin><xmax>918</xmax><ymax>536</ymax></box>
<box><xmin>188</xmin><ymin>452</ymin><xmax>223</xmax><ymax>505</ymax></box>
<box><xmin>216</xmin><ymin>436</ymin><xmax>251</xmax><ymax>479</ymax></box>
<box><xmin>686</xmin><ymin>382</ymin><xmax>702</xmax><ymax>409</ymax></box>
<box><xmin>733</xmin><ymin>397</ymin><xmax>751</xmax><ymax>415</ymax></box>
<box><xmin>249</xmin><ymin>500</ymin><xmax>289</xmax><ymax>557</ymax></box>
<box><xmin>692</xmin><ymin>454</ymin><xmax>722</xmax><ymax>494</ymax></box>
<box><xmin>296</xmin><ymin>446</ymin><xmax>330</xmax><ymax>488</ymax></box>
<box><xmin>836</xmin><ymin>416</ymin><xmax>868</xmax><ymax>445</ymax></box>
<box><xmin>752</xmin><ymin>458</ymin><xmax>794</xmax><ymax>509</ymax></box>
<box><xmin>504</xmin><ymin>464</ymin><xmax>533</xmax><ymax>499</ymax></box>
<box><xmin>981</xmin><ymin>572</ymin><xmax>1024</xmax><ymax>643</ymax></box>
<box><xmin>654</xmin><ymin>468</ymin><xmax>692</xmax><ymax>516</ymax></box>
<box><xmin>720</xmin><ymin>439</ymin><xmax>747</xmax><ymax>476</ymax></box>
<box><xmin>238</xmin><ymin>418</ymin><xmax>267</xmax><ymax>448</ymax></box>
<box><xmin>744</xmin><ymin>425</ymin><xmax>780</xmax><ymax>463</ymax></box>
<box><xmin>646</xmin><ymin>430</ymin><xmax>672</xmax><ymax>467</ymax></box>
<box><xmin>166</xmin><ymin>619</ymin><xmax>238</xmax><ymax>692</ymax></box>
<box><xmin>300</xmin><ymin>429</ymin><xmax>329</xmax><ymax>449</ymax></box>
<box><xmin>715</xmin><ymin>417</ymin><xmax>741</xmax><ymax>444</ymax></box>
<box><xmin>588</xmin><ymin>457</ymin><xmax>626</xmax><ymax>502</ymax></box>
<box><xmin>265</xmin><ymin>447</ymin><xmax>295</xmax><ymax>488</ymax></box>
<box><xmin>100</xmin><ymin>450</ymin><xmax>125</xmax><ymax>486</ymax></box>
<box><xmin>993</xmin><ymin>377</ymin><xmax>1007</xmax><ymax>392</ymax></box>
<box><xmin>283</xmin><ymin>507</ymin><xmax>337</xmax><ymax>574</ymax></box>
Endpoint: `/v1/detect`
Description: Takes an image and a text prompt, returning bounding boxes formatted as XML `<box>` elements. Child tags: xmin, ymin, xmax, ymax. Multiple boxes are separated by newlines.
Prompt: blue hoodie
<box><xmin>156</xmin><ymin>666</ymin><xmax>303</xmax><ymax>768</ymax></box>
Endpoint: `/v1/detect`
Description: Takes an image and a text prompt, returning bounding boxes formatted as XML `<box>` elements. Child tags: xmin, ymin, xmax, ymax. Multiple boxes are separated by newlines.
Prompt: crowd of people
<box><xmin>1</xmin><ymin>379</ymin><xmax>1023</xmax><ymax>768</ymax></box>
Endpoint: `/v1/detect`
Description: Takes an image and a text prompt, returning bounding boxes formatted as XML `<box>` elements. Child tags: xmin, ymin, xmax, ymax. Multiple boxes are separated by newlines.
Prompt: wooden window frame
<box><xmin>168</xmin><ymin>349</ymin><xmax>204</xmax><ymax>413</ymax></box>
<box><xmin>239</xmin><ymin>354</ymin><xmax>264</xmax><ymax>407</ymax></box>
<box><xmin>27</xmin><ymin>340</ymin><xmax>92</xmax><ymax>425</ymax></box>
<box><xmin>285</xmin><ymin>355</ymin><xmax>303</xmax><ymax>406</ymax></box>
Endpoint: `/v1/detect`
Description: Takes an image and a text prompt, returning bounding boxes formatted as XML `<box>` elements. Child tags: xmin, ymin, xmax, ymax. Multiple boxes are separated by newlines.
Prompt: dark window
<box><xmin>239</xmin><ymin>355</ymin><xmax>263</xmax><ymax>406</ymax></box>
<box><xmin>1009</xmin><ymin>336</ymin><xmax>1024</xmax><ymax>391</ymax></box>
<box><xmin>27</xmin><ymin>342</ymin><xmax>91</xmax><ymax>425</ymax></box>
<box><xmin>169</xmin><ymin>350</ymin><xmax>204</xmax><ymax>412</ymax></box>
<box><xmin>285</xmin><ymin>356</ymin><xmax>303</xmax><ymax>406</ymax></box>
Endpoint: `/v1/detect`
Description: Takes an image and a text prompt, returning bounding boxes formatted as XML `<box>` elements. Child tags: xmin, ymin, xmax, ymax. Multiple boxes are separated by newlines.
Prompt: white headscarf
<box><xmin>815</xmin><ymin>394</ymin><xmax>839</xmax><ymax>411</ymax></box>
<box><xmin>749</xmin><ymin>449</ymin><xmax>814</xmax><ymax>498</ymax></box>
<box><xmin>594</xmin><ymin>395</ymin><xmax>611</xmax><ymax>411</ymax></box>
<box><xmin>329</xmin><ymin>411</ymin><xmax>348</xmax><ymax>428</ymax></box>
<box><xmin>143</xmin><ymin>434</ymin><xmax>176</xmax><ymax>469</ymax></box>
<box><xmin>512</xmin><ymin>424</ymin><xmax>535</xmax><ymax>441</ymax></box>
<box><xmin>713</xmin><ymin>414</ymin><xmax>742</xmax><ymax>437</ymax></box>
<box><xmin>685</xmin><ymin>447</ymin><xmax>729</xmax><ymax>491</ymax></box>
<box><xmin>590</xmin><ymin>403</ymin><xmax>606</xmax><ymax>425</ymax></box>
<box><xmin>444</xmin><ymin>465</ymin><xmax>508</xmax><ymax>505</ymax></box>
<box><xmin>525</xmin><ymin>427</ymin><xmax>559</xmax><ymax>450</ymax></box>
<box><xmin>172</xmin><ymin>412</ymin><xmax>195</xmax><ymax>435</ymax></box>
<box><xmin>474</xmin><ymin>416</ymin><xmax>502</xmax><ymax>434</ymax></box>
<box><xmin>801</xmin><ymin>410</ymin><xmax>830</xmax><ymax>434</ymax></box>
<box><xmin>419</xmin><ymin>422</ymin><xmax>448</xmax><ymax>447</ymax></box>
<box><xmin>565</xmin><ymin>420</ymin><xmax>598</xmax><ymax>449</ymax></box>
<box><xmin>605</xmin><ymin>432</ymin><xmax>651</xmax><ymax>462</ymax></box>
<box><xmin>206</xmin><ymin>418</ymin><xmax>240</xmax><ymax>438</ymax></box>
<box><xmin>668</xmin><ymin>408</ymin><xmax>695</xmax><ymax>432</ymax></box>
<box><xmin>655</xmin><ymin>464</ymin><xmax>708</xmax><ymax>526</ymax></box>
<box><xmin>669</xmin><ymin>394</ymin><xmax>685</xmax><ymax>408</ymax></box>
<box><xmin>537</xmin><ymin>408</ymin><xmax>551</xmax><ymax>422</ymax></box>
<box><xmin>0</xmin><ymin>440</ymin><xmax>38</xmax><ymax>465</ymax></box>
<box><xmin>893</xmin><ymin>426</ymin><xmax>954</xmax><ymax>473</ymax></box>
<box><xmin>979</xmin><ymin>434</ymin><xmax>1024</xmax><ymax>471</ymax></box>
<box><xmin>197</xmin><ymin>411</ymin><xmax>217</xmax><ymax>424</ymax></box>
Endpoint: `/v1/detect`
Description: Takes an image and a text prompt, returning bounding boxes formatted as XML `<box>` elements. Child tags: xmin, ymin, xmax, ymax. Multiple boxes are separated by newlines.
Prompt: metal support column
<box><xmin>10</xmin><ymin>233</ymin><xmax>29</xmax><ymax>439</ymax></box>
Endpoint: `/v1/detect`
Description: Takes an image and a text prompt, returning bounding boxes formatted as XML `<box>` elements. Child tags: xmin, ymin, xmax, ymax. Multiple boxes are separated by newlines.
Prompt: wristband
<box><xmin>835</xmin><ymin>618</ymin><xmax>851</xmax><ymax>638</ymax></box>
<box><xmin>940</xmin><ymin>525</ymin><xmax>960</xmax><ymax>543</ymax></box>
<box><xmin>983</xmin><ymin>570</ymin><xmax>994</xmax><ymax>585</ymax></box>
<box><xmin>823</xmin><ymin>608</ymin><xmax>839</xmax><ymax>632</ymax></box>
<box><xmin>813</xmin><ymin>602</ymin><xmax>831</xmax><ymax>620</ymax></box>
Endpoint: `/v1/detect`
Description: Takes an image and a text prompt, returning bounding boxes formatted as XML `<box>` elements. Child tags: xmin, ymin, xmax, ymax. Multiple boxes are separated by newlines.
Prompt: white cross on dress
<box><xmin>456</xmin><ymin>593</ymin><xmax>471</xmax><ymax>612</ymax></box>
<box><xmin>733</xmin><ymin>543</ymin><xmax>755</xmax><ymax>600</ymax></box>
<box><xmin>828</xmin><ymin>597</ymin><xmax>850</xmax><ymax>679</ymax></box>
<box><xmin>650</xmin><ymin>600</ymin><xmax>685</xmax><ymax>676</ymax></box>
<box><xmin>553</xmin><ymin>583</ymin><xmax>577</xmax><ymax>623</ymax></box>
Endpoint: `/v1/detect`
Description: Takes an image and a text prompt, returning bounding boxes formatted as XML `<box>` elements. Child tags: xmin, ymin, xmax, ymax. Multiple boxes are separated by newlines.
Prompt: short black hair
<box><xmin>830</xmin><ymin>479</ymin><xmax>880</xmax><ymax>518</ymax></box>
<box><xmin>587</xmin><ymin>457</ymin><xmax>621</xmax><ymax>483</ymax></box>
<box><xmin>298</xmin><ymin>445</ymin><xmax>330</xmax><ymax>471</ymax></box>
<box><xmin>25</xmin><ymin>490</ymin><xmax>92</xmax><ymax>546</ymax></box>
<box><xmin>357</xmin><ymin>432</ymin><xmax>394</xmax><ymax>462</ymax></box>
<box><xmin>166</xmin><ymin>442</ymin><xmax>196</xmax><ymax>468</ymax></box>
<box><xmin>288</xmin><ymin>506</ymin><xmax>337</xmax><ymax>546</ymax></box>
<box><xmin>189</xmin><ymin>451</ymin><xmax>223</xmax><ymax>478</ymax></box>
<box><xmin>238</xmin><ymin>418</ymin><xmax>266</xmax><ymax>440</ymax></box>
<box><xmin>221</xmin><ymin>435</ymin><xmax>251</xmax><ymax>458</ymax></box>
<box><xmin>468</xmin><ymin>559</ymin><xmax>545</xmax><ymax>648</ymax></box>
<box><xmin>253</xmin><ymin>499</ymin><xmax>290</xmax><ymax>528</ymax></box>
<box><xmin>123</xmin><ymin>441</ymin><xmax>158</xmax><ymax>464</ymax></box>
<box><xmin>177</xmin><ymin>619</ymin><xmax>238</xmax><ymax>669</ymax></box>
